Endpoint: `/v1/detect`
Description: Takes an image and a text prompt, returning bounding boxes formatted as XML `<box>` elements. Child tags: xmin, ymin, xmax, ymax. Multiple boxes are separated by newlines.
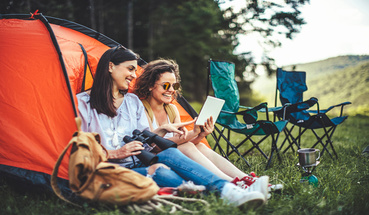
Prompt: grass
<box><xmin>1</xmin><ymin>115</ymin><xmax>369</xmax><ymax>215</ymax></box>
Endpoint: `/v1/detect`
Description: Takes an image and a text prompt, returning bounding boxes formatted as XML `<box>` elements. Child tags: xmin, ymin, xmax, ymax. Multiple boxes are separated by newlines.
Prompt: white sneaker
<box><xmin>245</xmin><ymin>176</ymin><xmax>269</xmax><ymax>201</ymax></box>
<box><xmin>221</xmin><ymin>183</ymin><xmax>265</xmax><ymax>208</ymax></box>
<box><xmin>268</xmin><ymin>183</ymin><xmax>284</xmax><ymax>192</ymax></box>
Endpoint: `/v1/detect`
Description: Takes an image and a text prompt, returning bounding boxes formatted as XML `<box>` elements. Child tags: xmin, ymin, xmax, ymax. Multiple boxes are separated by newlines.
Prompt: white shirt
<box><xmin>151</xmin><ymin>115</ymin><xmax>174</xmax><ymax>139</ymax></box>
<box><xmin>77</xmin><ymin>92</ymin><xmax>152</xmax><ymax>168</ymax></box>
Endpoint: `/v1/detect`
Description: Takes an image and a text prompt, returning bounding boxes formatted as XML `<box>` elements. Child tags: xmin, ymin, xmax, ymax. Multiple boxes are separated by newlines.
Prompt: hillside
<box><xmin>282</xmin><ymin>55</ymin><xmax>369</xmax><ymax>78</ymax></box>
<box><xmin>304</xmin><ymin>61</ymin><xmax>369</xmax><ymax>112</ymax></box>
<box><xmin>251</xmin><ymin>55</ymin><xmax>369</xmax><ymax>115</ymax></box>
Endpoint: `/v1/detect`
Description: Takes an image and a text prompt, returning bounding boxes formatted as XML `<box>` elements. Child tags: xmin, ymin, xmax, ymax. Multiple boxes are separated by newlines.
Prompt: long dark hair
<box><xmin>90</xmin><ymin>47</ymin><xmax>139</xmax><ymax>117</ymax></box>
<box><xmin>134</xmin><ymin>59</ymin><xmax>181</xmax><ymax>100</ymax></box>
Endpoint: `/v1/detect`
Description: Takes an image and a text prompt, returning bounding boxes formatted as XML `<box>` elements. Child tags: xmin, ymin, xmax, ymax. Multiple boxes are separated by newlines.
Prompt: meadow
<box><xmin>1</xmin><ymin>115</ymin><xmax>368</xmax><ymax>215</ymax></box>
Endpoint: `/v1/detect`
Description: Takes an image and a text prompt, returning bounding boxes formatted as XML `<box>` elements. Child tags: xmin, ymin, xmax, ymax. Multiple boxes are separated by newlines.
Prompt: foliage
<box><xmin>221</xmin><ymin>0</ymin><xmax>310</xmax><ymax>76</ymax></box>
<box><xmin>0</xmin><ymin>0</ymin><xmax>308</xmax><ymax>102</ymax></box>
<box><xmin>146</xmin><ymin>0</ymin><xmax>244</xmax><ymax>101</ymax></box>
<box><xmin>1</xmin><ymin>116</ymin><xmax>369</xmax><ymax>214</ymax></box>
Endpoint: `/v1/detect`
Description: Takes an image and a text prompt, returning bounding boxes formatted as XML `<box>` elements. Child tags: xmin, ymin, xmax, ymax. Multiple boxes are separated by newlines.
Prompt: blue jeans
<box><xmin>133</xmin><ymin>148</ymin><xmax>228</xmax><ymax>192</ymax></box>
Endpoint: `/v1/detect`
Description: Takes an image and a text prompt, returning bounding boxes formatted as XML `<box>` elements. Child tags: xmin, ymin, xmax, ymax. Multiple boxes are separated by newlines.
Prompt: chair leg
<box><xmin>211</xmin><ymin>130</ymin><xmax>229</xmax><ymax>160</ymax></box>
<box><xmin>309</xmin><ymin>124</ymin><xmax>340</xmax><ymax>159</ymax></box>
<box><xmin>213</xmin><ymin>127</ymin><xmax>251</xmax><ymax>167</ymax></box>
<box><xmin>266</xmin><ymin>133</ymin><xmax>282</xmax><ymax>169</ymax></box>
<box><xmin>240</xmin><ymin>135</ymin><xmax>269</xmax><ymax>160</ymax></box>
<box><xmin>281</xmin><ymin>125</ymin><xmax>301</xmax><ymax>153</ymax></box>
<box><xmin>278</xmin><ymin>129</ymin><xmax>289</xmax><ymax>150</ymax></box>
<box><xmin>311</xmin><ymin>128</ymin><xmax>333</xmax><ymax>158</ymax></box>
<box><xmin>311</xmin><ymin>126</ymin><xmax>338</xmax><ymax>159</ymax></box>
<box><xmin>327</xmin><ymin>126</ymin><xmax>338</xmax><ymax>158</ymax></box>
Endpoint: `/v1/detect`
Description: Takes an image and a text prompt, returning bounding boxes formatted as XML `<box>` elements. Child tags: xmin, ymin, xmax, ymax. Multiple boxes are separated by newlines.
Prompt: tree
<box><xmin>221</xmin><ymin>0</ymin><xmax>310</xmax><ymax>77</ymax></box>
<box><xmin>132</xmin><ymin>0</ymin><xmax>309</xmax><ymax>102</ymax></box>
<box><xmin>140</xmin><ymin>0</ymin><xmax>242</xmax><ymax>101</ymax></box>
<box><xmin>0</xmin><ymin>0</ymin><xmax>309</xmax><ymax>104</ymax></box>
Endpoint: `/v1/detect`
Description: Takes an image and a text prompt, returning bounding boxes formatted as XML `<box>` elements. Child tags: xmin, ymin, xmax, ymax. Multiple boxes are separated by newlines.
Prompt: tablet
<box><xmin>195</xmin><ymin>96</ymin><xmax>225</xmax><ymax>125</ymax></box>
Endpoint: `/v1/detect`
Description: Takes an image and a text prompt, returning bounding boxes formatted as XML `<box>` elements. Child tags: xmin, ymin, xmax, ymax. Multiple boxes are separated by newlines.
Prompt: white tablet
<box><xmin>195</xmin><ymin>96</ymin><xmax>225</xmax><ymax>125</ymax></box>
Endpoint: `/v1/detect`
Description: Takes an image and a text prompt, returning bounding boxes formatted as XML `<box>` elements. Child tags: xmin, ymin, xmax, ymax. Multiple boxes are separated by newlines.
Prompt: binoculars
<box><xmin>123</xmin><ymin>129</ymin><xmax>177</xmax><ymax>166</ymax></box>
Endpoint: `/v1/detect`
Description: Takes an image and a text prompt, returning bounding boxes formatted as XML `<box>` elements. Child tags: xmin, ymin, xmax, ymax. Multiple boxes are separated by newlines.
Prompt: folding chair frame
<box><xmin>276</xmin><ymin>114</ymin><xmax>339</xmax><ymax>158</ymax></box>
<box><xmin>273</xmin><ymin>68</ymin><xmax>351</xmax><ymax>159</ymax></box>
<box><xmin>211</xmin><ymin>124</ymin><xmax>283</xmax><ymax>169</ymax></box>
<box><xmin>207</xmin><ymin>60</ymin><xmax>287</xmax><ymax>169</ymax></box>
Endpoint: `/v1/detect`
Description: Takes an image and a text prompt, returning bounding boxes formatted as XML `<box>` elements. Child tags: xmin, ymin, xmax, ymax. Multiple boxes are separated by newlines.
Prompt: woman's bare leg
<box><xmin>195</xmin><ymin>143</ymin><xmax>248</xmax><ymax>179</ymax></box>
<box><xmin>177</xmin><ymin>142</ymin><xmax>233</xmax><ymax>181</ymax></box>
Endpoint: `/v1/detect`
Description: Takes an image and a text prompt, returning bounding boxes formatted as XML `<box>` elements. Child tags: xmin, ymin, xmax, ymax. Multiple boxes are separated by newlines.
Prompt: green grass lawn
<box><xmin>1</xmin><ymin>115</ymin><xmax>368</xmax><ymax>215</ymax></box>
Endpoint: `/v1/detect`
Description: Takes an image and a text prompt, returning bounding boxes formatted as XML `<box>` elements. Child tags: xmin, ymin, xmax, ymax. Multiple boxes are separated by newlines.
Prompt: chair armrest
<box><xmin>287</xmin><ymin>97</ymin><xmax>318</xmax><ymax>113</ymax></box>
<box><xmin>236</xmin><ymin>102</ymin><xmax>268</xmax><ymax>123</ymax></box>
<box><xmin>221</xmin><ymin>110</ymin><xmax>236</xmax><ymax>115</ymax></box>
<box><xmin>307</xmin><ymin>101</ymin><xmax>351</xmax><ymax>116</ymax></box>
<box><xmin>239</xmin><ymin>105</ymin><xmax>252</xmax><ymax>110</ymax></box>
<box><xmin>269</xmin><ymin>97</ymin><xmax>318</xmax><ymax>120</ymax></box>
<box><xmin>239</xmin><ymin>102</ymin><xmax>267</xmax><ymax>111</ymax></box>
<box><xmin>263</xmin><ymin>106</ymin><xmax>284</xmax><ymax>112</ymax></box>
<box><xmin>223</xmin><ymin>103</ymin><xmax>274</xmax><ymax>124</ymax></box>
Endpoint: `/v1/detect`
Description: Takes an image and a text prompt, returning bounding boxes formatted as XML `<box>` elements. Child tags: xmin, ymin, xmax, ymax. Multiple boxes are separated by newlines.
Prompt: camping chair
<box><xmin>207</xmin><ymin>60</ymin><xmax>288</xmax><ymax>169</ymax></box>
<box><xmin>273</xmin><ymin>68</ymin><xmax>351</xmax><ymax>158</ymax></box>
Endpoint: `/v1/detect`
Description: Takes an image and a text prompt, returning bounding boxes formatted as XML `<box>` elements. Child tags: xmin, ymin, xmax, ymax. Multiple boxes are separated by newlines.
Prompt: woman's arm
<box><xmin>188</xmin><ymin>116</ymin><xmax>214</xmax><ymax>144</ymax></box>
<box><xmin>167</xmin><ymin>104</ymin><xmax>202</xmax><ymax>145</ymax></box>
<box><xmin>152</xmin><ymin>119</ymin><xmax>195</xmax><ymax>138</ymax></box>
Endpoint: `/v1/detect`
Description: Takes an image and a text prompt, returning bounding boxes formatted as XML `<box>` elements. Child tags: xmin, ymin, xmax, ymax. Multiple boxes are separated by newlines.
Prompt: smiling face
<box><xmin>150</xmin><ymin>72</ymin><xmax>177</xmax><ymax>104</ymax></box>
<box><xmin>110</xmin><ymin>60</ymin><xmax>137</xmax><ymax>91</ymax></box>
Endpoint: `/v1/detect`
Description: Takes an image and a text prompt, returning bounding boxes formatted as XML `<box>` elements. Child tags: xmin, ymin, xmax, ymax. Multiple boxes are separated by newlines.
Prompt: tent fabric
<box><xmin>0</xmin><ymin>16</ymin><xmax>77</xmax><ymax>180</ymax></box>
<box><xmin>0</xmin><ymin>14</ymin><xmax>125</xmax><ymax>182</ymax></box>
<box><xmin>0</xmin><ymin>14</ymin><xmax>209</xmax><ymax>191</ymax></box>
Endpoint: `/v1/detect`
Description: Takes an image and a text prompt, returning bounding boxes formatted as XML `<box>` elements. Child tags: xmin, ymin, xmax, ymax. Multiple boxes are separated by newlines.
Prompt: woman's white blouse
<box><xmin>77</xmin><ymin>92</ymin><xmax>152</xmax><ymax>168</ymax></box>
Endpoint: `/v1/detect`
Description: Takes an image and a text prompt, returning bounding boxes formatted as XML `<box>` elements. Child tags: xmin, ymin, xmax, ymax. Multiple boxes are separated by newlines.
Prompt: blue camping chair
<box><xmin>207</xmin><ymin>60</ymin><xmax>288</xmax><ymax>169</ymax></box>
<box><xmin>273</xmin><ymin>68</ymin><xmax>351</xmax><ymax>158</ymax></box>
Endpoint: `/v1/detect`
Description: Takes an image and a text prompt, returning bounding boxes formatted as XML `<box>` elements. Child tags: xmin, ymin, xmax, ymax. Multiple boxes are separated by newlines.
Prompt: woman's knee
<box><xmin>148</xmin><ymin>163</ymin><xmax>170</xmax><ymax>175</ymax></box>
<box><xmin>148</xmin><ymin>163</ymin><xmax>184</xmax><ymax>187</ymax></box>
<box><xmin>195</xmin><ymin>142</ymin><xmax>208</xmax><ymax>150</ymax></box>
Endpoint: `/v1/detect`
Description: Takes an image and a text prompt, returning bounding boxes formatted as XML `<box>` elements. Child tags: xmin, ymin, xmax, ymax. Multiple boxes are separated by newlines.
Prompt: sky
<box><xmin>222</xmin><ymin>0</ymin><xmax>369</xmax><ymax>66</ymax></box>
<box><xmin>220</xmin><ymin>0</ymin><xmax>369</xmax><ymax>96</ymax></box>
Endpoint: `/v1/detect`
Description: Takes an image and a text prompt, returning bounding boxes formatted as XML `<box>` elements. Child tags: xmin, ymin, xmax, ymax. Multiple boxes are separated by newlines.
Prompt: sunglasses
<box><xmin>110</xmin><ymin>45</ymin><xmax>126</xmax><ymax>58</ymax></box>
<box><xmin>158</xmin><ymin>82</ymin><xmax>181</xmax><ymax>90</ymax></box>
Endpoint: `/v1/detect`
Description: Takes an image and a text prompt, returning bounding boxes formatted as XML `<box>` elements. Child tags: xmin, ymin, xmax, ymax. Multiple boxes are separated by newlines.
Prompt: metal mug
<box><xmin>298</xmin><ymin>148</ymin><xmax>320</xmax><ymax>166</ymax></box>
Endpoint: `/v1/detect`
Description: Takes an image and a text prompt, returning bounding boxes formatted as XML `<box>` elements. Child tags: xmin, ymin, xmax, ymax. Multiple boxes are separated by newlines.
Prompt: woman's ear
<box><xmin>109</xmin><ymin>62</ymin><xmax>114</xmax><ymax>73</ymax></box>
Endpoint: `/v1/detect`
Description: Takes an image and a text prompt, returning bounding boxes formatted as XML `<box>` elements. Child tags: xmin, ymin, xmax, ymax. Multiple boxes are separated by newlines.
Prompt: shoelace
<box><xmin>240</xmin><ymin>176</ymin><xmax>256</xmax><ymax>186</ymax></box>
<box><xmin>235</xmin><ymin>180</ymin><xmax>249</xmax><ymax>189</ymax></box>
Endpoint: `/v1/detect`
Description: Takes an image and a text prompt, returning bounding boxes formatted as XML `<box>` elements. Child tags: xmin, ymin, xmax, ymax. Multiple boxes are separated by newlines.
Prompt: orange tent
<box><xmin>0</xmin><ymin>13</ymin><xmax>208</xmax><ymax>191</ymax></box>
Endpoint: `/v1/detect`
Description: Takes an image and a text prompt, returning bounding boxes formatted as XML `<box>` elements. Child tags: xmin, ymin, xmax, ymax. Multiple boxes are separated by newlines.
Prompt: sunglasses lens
<box><xmin>161</xmin><ymin>82</ymin><xmax>180</xmax><ymax>90</ymax></box>
<box><xmin>162</xmin><ymin>83</ymin><xmax>170</xmax><ymax>90</ymax></box>
<box><xmin>173</xmin><ymin>83</ymin><xmax>180</xmax><ymax>90</ymax></box>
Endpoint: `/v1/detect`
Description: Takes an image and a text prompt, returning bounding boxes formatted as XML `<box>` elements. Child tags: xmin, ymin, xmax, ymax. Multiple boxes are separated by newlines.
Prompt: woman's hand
<box><xmin>154</xmin><ymin>119</ymin><xmax>196</xmax><ymax>138</ymax></box>
<box><xmin>109</xmin><ymin>141</ymin><xmax>144</xmax><ymax>159</ymax></box>
<box><xmin>198</xmin><ymin>116</ymin><xmax>214</xmax><ymax>138</ymax></box>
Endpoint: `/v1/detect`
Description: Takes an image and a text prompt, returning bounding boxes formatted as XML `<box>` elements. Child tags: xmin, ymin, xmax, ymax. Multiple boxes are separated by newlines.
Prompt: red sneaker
<box><xmin>158</xmin><ymin>187</ymin><xmax>177</xmax><ymax>195</ymax></box>
<box><xmin>231</xmin><ymin>177</ymin><xmax>249</xmax><ymax>189</ymax></box>
<box><xmin>240</xmin><ymin>175</ymin><xmax>257</xmax><ymax>186</ymax></box>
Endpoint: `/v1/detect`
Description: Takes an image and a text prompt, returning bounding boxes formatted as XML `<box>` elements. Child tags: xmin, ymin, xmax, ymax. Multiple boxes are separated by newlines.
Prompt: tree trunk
<box><xmin>98</xmin><ymin>0</ymin><xmax>104</xmax><ymax>34</ymax></box>
<box><xmin>127</xmin><ymin>0</ymin><xmax>133</xmax><ymax>49</ymax></box>
<box><xmin>89</xmin><ymin>0</ymin><xmax>96</xmax><ymax>29</ymax></box>
<box><xmin>147</xmin><ymin>0</ymin><xmax>154</xmax><ymax>61</ymax></box>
